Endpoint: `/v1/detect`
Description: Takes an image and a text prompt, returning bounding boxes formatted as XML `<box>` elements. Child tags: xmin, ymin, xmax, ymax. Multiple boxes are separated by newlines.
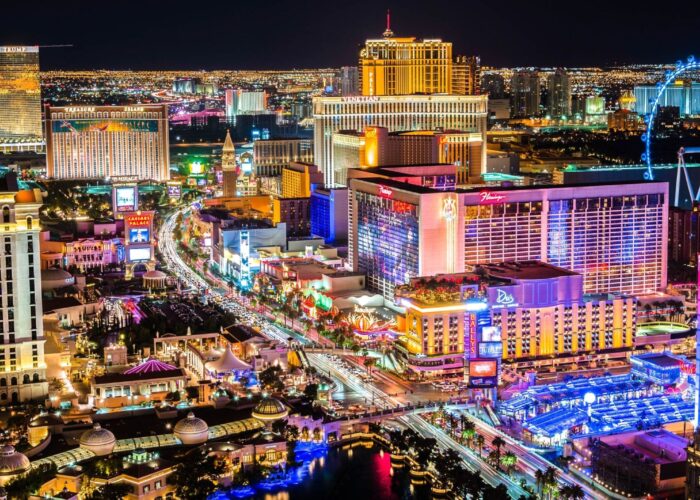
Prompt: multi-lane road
<box><xmin>158</xmin><ymin>205</ymin><xmax>607</xmax><ymax>499</ymax></box>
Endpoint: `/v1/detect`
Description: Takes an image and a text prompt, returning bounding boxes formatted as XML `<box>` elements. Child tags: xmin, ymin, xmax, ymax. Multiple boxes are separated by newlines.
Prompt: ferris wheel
<box><xmin>642</xmin><ymin>55</ymin><xmax>700</xmax><ymax>183</ymax></box>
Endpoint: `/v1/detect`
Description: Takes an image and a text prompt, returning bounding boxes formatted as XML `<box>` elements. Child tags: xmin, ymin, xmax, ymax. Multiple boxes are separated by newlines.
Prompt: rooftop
<box><xmin>354</xmin><ymin>176</ymin><xmax>664</xmax><ymax>196</ymax></box>
<box><xmin>480</xmin><ymin>261</ymin><xmax>579</xmax><ymax>281</ymax></box>
<box><xmin>632</xmin><ymin>353</ymin><xmax>686</xmax><ymax>369</ymax></box>
<box><xmin>597</xmin><ymin>429</ymin><xmax>688</xmax><ymax>465</ymax></box>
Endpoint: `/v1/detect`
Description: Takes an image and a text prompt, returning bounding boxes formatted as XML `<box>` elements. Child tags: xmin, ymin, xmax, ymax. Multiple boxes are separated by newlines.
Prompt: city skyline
<box><xmin>3</xmin><ymin>0</ymin><xmax>700</xmax><ymax>70</ymax></box>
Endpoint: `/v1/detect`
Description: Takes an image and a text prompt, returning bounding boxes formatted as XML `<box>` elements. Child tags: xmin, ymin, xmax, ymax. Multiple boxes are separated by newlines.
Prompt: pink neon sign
<box><xmin>378</xmin><ymin>185</ymin><xmax>393</xmax><ymax>198</ymax></box>
<box><xmin>479</xmin><ymin>191</ymin><xmax>506</xmax><ymax>204</ymax></box>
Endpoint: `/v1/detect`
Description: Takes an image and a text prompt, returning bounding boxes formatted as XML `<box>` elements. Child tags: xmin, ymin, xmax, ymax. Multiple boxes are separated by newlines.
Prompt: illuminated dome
<box><xmin>252</xmin><ymin>397</ymin><xmax>288</xmax><ymax>422</ymax></box>
<box><xmin>79</xmin><ymin>423</ymin><xmax>116</xmax><ymax>456</ymax></box>
<box><xmin>0</xmin><ymin>445</ymin><xmax>29</xmax><ymax>485</ymax></box>
<box><xmin>41</xmin><ymin>268</ymin><xmax>75</xmax><ymax>290</ymax></box>
<box><xmin>174</xmin><ymin>412</ymin><xmax>209</xmax><ymax>445</ymax></box>
<box><xmin>143</xmin><ymin>270</ymin><xmax>166</xmax><ymax>279</ymax></box>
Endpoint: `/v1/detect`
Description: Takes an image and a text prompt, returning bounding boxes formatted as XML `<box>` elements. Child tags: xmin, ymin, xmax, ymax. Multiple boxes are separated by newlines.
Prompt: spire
<box><xmin>223</xmin><ymin>129</ymin><xmax>234</xmax><ymax>153</ymax></box>
<box><xmin>383</xmin><ymin>9</ymin><xmax>394</xmax><ymax>38</ymax></box>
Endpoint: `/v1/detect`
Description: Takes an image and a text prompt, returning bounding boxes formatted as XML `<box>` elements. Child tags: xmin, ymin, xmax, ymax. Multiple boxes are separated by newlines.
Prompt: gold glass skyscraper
<box><xmin>360</xmin><ymin>36</ymin><xmax>453</xmax><ymax>96</ymax></box>
<box><xmin>0</xmin><ymin>47</ymin><xmax>43</xmax><ymax>146</ymax></box>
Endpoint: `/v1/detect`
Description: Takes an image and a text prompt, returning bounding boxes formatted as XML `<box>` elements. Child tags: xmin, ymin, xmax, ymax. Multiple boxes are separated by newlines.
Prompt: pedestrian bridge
<box><xmin>332</xmin><ymin>398</ymin><xmax>470</xmax><ymax>423</ymax></box>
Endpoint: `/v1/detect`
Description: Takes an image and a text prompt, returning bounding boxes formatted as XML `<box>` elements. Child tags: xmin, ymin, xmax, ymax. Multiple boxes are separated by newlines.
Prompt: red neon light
<box><xmin>468</xmin><ymin>313</ymin><xmax>477</xmax><ymax>358</ymax></box>
<box><xmin>378</xmin><ymin>185</ymin><xmax>393</xmax><ymax>198</ymax></box>
<box><xmin>125</xmin><ymin>214</ymin><xmax>153</xmax><ymax>227</ymax></box>
<box><xmin>479</xmin><ymin>191</ymin><xmax>506</xmax><ymax>204</ymax></box>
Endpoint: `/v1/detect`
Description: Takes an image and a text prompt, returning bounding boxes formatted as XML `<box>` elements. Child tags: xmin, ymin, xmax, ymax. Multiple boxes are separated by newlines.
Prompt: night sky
<box><xmin>4</xmin><ymin>0</ymin><xmax>700</xmax><ymax>70</ymax></box>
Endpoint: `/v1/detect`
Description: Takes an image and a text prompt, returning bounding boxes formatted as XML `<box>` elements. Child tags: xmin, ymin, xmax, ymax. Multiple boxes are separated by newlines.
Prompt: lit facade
<box><xmin>313</xmin><ymin>94</ymin><xmax>488</xmax><ymax>185</ymax></box>
<box><xmin>452</xmin><ymin>55</ymin><xmax>480</xmax><ymax>95</ymax></box>
<box><xmin>349</xmin><ymin>179</ymin><xmax>668</xmax><ymax>299</ymax></box>
<box><xmin>40</xmin><ymin>237</ymin><xmax>123</xmax><ymax>271</ymax></box>
<box><xmin>332</xmin><ymin>126</ymin><xmax>484</xmax><ymax>185</ymax></box>
<box><xmin>253</xmin><ymin>138</ymin><xmax>314</xmax><ymax>178</ymax></box>
<box><xmin>511</xmin><ymin>71</ymin><xmax>540</xmax><ymax>118</ymax></box>
<box><xmin>359</xmin><ymin>37</ymin><xmax>453</xmax><ymax>96</ymax></box>
<box><xmin>310</xmin><ymin>186</ymin><xmax>348</xmax><ymax>244</ymax></box>
<box><xmin>225</xmin><ymin>89</ymin><xmax>267</xmax><ymax>116</ymax></box>
<box><xmin>634</xmin><ymin>82</ymin><xmax>700</xmax><ymax>116</ymax></box>
<box><xmin>45</xmin><ymin>105</ymin><xmax>170</xmax><ymax>181</ymax></box>
<box><xmin>281</xmin><ymin>162</ymin><xmax>323</xmax><ymax>198</ymax></box>
<box><xmin>546</xmin><ymin>69</ymin><xmax>571</xmax><ymax>118</ymax></box>
<box><xmin>397</xmin><ymin>263</ymin><xmax>637</xmax><ymax>375</ymax></box>
<box><xmin>0</xmin><ymin>178</ymin><xmax>48</xmax><ymax>402</ymax></box>
<box><xmin>0</xmin><ymin>46</ymin><xmax>43</xmax><ymax>149</ymax></box>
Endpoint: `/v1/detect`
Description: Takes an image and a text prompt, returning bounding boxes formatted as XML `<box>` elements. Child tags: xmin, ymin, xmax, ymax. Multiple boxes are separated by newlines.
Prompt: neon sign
<box><xmin>492</xmin><ymin>288</ymin><xmax>518</xmax><ymax>309</ymax></box>
<box><xmin>479</xmin><ymin>191</ymin><xmax>506</xmax><ymax>204</ymax></box>
<box><xmin>378</xmin><ymin>185</ymin><xmax>393</xmax><ymax>198</ymax></box>
<box><xmin>496</xmin><ymin>289</ymin><xmax>514</xmax><ymax>305</ymax></box>
<box><xmin>124</xmin><ymin>214</ymin><xmax>152</xmax><ymax>227</ymax></box>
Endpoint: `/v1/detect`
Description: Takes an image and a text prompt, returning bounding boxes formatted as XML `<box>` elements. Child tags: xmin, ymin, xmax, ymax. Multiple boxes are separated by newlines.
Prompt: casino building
<box><xmin>45</xmin><ymin>105</ymin><xmax>169</xmax><ymax>181</ymax></box>
<box><xmin>314</xmin><ymin>95</ymin><xmax>487</xmax><ymax>186</ymax></box>
<box><xmin>348</xmin><ymin>175</ymin><xmax>668</xmax><ymax>299</ymax></box>
<box><xmin>396</xmin><ymin>262</ymin><xmax>637</xmax><ymax>376</ymax></box>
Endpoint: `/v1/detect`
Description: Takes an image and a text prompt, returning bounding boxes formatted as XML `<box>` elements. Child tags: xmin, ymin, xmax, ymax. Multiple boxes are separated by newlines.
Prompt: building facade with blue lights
<box><xmin>349</xmin><ymin>178</ymin><xmax>668</xmax><ymax>300</ymax></box>
<box><xmin>310</xmin><ymin>186</ymin><xmax>348</xmax><ymax>245</ymax></box>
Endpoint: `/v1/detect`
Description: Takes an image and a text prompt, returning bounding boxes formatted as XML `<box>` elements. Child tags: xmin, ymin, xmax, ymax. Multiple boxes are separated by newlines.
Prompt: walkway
<box><xmin>31</xmin><ymin>417</ymin><xmax>263</xmax><ymax>470</ymax></box>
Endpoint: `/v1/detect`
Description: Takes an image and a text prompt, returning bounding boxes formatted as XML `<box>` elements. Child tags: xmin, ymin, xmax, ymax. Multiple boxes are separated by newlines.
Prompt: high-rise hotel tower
<box><xmin>314</xmin><ymin>18</ymin><xmax>486</xmax><ymax>186</ymax></box>
<box><xmin>0</xmin><ymin>172</ymin><xmax>47</xmax><ymax>402</ymax></box>
<box><xmin>46</xmin><ymin>105</ymin><xmax>170</xmax><ymax>181</ymax></box>
<box><xmin>0</xmin><ymin>46</ymin><xmax>43</xmax><ymax>152</ymax></box>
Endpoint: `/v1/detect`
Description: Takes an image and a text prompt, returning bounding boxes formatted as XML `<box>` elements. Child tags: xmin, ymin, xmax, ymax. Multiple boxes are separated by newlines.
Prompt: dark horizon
<box><xmin>4</xmin><ymin>0</ymin><xmax>700</xmax><ymax>71</ymax></box>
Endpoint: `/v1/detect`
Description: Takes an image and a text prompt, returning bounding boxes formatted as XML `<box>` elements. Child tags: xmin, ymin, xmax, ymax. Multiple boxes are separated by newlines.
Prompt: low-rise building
<box><xmin>396</xmin><ymin>261</ymin><xmax>638</xmax><ymax>377</ymax></box>
<box><xmin>91</xmin><ymin>358</ymin><xmax>187</xmax><ymax>409</ymax></box>
<box><xmin>40</xmin><ymin>237</ymin><xmax>123</xmax><ymax>271</ymax></box>
<box><xmin>591</xmin><ymin>429</ymin><xmax>688</xmax><ymax>498</ymax></box>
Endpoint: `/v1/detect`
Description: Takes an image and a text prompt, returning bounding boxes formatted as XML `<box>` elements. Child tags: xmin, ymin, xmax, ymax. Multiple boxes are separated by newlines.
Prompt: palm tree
<box><xmin>461</xmin><ymin>418</ymin><xmax>476</xmax><ymax>448</ymax></box>
<box><xmin>475</xmin><ymin>433</ymin><xmax>485</xmax><ymax>457</ymax></box>
<box><xmin>491</xmin><ymin>436</ymin><xmax>506</xmax><ymax>470</ymax></box>
<box><xmin>535</xmin><ymin>469</ymin><xmax>545</xmax><ymax>497</ymax></box>
<box><xmin>543</xmin><ymin>466</ymin><xmax>559</xmax><ymax>499</ymax></box>
<box><xmin>500</xmin><ymin>451</ymin><xmax>517</xmax><ymax>475</ymax></box>
<box><xmin>559</xmin><ymin>484</ymin><xmax>584</xmax><ymax>500</ymax></box>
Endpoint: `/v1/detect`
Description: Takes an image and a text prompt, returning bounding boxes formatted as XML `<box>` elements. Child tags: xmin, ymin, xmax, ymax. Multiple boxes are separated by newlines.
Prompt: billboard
<box><xmin>115</xmin><ymin>187</ymin><xmax>137</xmax><ymax>212</ymax></box>
<box><xmin>129</xmin><ymin>228</ymin><xmax>150</xmax><ymax>243</ymax></box>
<box><xmin>468</xmin><ymin>359</ymin><xmax>498</xmax><ymax>388</ymax></box>
<box><xmin>124</xmin><ymin>213</ymin><xmax>153</xmax><ymax>228</ymax></box>
<box><xmin>481</xmin><ymin>326</ymin><xmax>501</xmax><ymax>343</ymax></box>
<box><xmin>469</xmin><ymin>359</ymin><xmax>498</xmax><ymax>377</ymax></box>
<box><xmin>128</xmin><ymin>247</ymin><xmax>151</xmax><ymax>262</ymax></box>
<box><xmin>478</xmin><ymin>342</ymin><xmax>503</xmax><ymax>359</ymax></box>
<box><xmin>52</xmin><ymin>119</ymin><xmax>159</xmax><ymax>134</ymax></box>
<box><xmin>167</xmin><ymin>183</ymin><xmax>182</xmax><ymax>199</ymax></box>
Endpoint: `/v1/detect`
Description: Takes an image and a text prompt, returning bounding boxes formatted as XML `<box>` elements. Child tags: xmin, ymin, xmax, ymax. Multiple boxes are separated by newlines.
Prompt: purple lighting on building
<box><xmin>123</xmin><ymin>358</ymin><xmax>178</xmax><ymax>375</ymax></box>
